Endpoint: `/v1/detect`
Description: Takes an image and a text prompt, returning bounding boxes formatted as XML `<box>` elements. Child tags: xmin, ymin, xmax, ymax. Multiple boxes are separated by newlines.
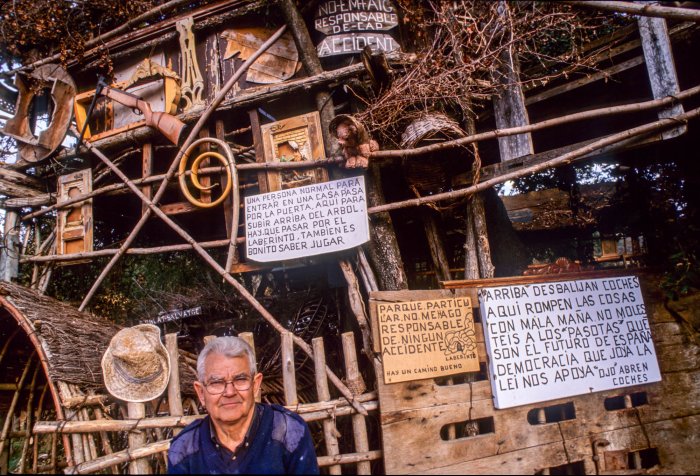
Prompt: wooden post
<box><xmin>93</xmin><ymin>405</ymin><xmax>118</xmax><ymax>474</ymax></box>
<box><xmin>57</xmin><ymin>381</ymin><xmax>84</xmax><ymax>466</ymax></box>
<box><xmin>638</xmin><ymin>13</ymin><xmax>686</xmax><ymax>139</ymax></box>
<box><xmin>141</xmin><ymin>143</ymin><xmax>153</xmax><ymax>216</ymax></box>
<box><xmin>238</xmin><ymin>332</ymin><xmax>260</xmax><ymax>403</ymax></box>
<box><xmin>365</xmin><ymin>165</ymin><xmax>409</xmax><ymax>290</ymax></box>
<box><xmin>339</xmin><ymin>260</ymin><xmax>373</xmax><ymax>358</ymax></box>
<box><xmin>0</xmin><ymin>210</ymin><xmax>20</xmax><ymax>282</ymax></box>
<box><xmin>421</xmin><ymin>209</ymin><xmax>452</xmax><ymax>282</ymax></box>
<box><xmin>248</xmin><ymin>109</ymin><xmax>269</xmax><ymax>195</ymax></box>
<box><xmin>492</xmin><ymin>1</ymin><xmax>534</xmax><ymax>162</ymax></box>
<box><xmin>18</xmin><ymin>363</ymin><xmax>41</xmax><ymax>473</ymax></box>
<box><xmin>312</xmin><ymin>337</ymin><xmax>341</xmax><ymax>475</ymax></box>
<box><xmin>281</xmin><ymin>332</ymin><xmax>298</xmax><ymax>406</ymax></box>
<box><xmin>470</xmin><ymin>194</ymin><xmax>495</xmax><ymax>278</ymax></box>
<box><xmin>32</xmin><ymin>385</ymin><xmax>49</xmax><ymax>473</ymax></box>
<box><xmin>0</xmin><ymin>354</ymin><xmax>35</xmax><ymax>457</ymax></box>
<box><xmin>341</xmin><ymin>333</ymin><xmax>371</xmax><ymax>475</ymax></box>
<box><xmin>166</xmin><ymin>333</ymin><xmax>184</xmax><ymax>436</ymax></box>
<box><xmin>127</xmin><ymin>402</ymin><xmax>150</xmax><ymax>474</ymax></box>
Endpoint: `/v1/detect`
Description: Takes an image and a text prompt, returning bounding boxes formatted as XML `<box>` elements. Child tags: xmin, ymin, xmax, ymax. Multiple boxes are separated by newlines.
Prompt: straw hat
<box><xmin>101</xmin><ymin>324</ymin><xmax>171</xmax><ymax>403</ymax></box>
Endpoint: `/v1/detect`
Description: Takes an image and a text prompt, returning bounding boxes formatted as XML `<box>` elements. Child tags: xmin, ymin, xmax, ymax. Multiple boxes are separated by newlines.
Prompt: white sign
<box><xmin>479</xmin><ymin>276</ymin><xmax>661</xmax><ymax>409</ymax></box>
<box><xmin>317</xmin><ymin>32</ymin><xmax>399</xmax><ymax>57</ymax></box>
<box><xmin>245</xmin><ymin>177</ymin><xmax>369</xmax><ymax>262</ymax></box>
<box><xmin>315</xmin><ymin>0</ymin><xmax>399</xmax><ymax>35</ymax></box>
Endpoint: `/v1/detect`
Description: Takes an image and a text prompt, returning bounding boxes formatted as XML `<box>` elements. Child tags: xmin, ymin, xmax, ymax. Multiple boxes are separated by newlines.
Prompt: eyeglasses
<box><xmin>204</xmin><ymin>374</ymin><xmax>254</xmax><ymax>395</ymax></box>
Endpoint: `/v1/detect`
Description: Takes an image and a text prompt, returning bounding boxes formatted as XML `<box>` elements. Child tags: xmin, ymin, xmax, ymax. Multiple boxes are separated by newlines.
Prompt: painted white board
<box><xmin>479</xmin><ymin>276</ymin><xmax>661</xmax><ymax>409</ymax></box>
<box><xmin>245</xmin><ymin>176</ymin><xmax>369</xmax><ymax>262</ymax></box>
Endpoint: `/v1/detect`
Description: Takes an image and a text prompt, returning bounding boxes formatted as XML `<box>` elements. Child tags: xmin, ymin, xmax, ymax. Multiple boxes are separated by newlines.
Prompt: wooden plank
<box><xmin>165</xmin><ymin>334</ymin><xmax>184</xmax><ymax>437</ymax></box>
<box><xmin>644</xmin><ymin>414</ymin><xmax>700</xmax><ymax>474</ymax></box>
<box><xmin>127</xmin><ymin>402</ymin><xmax>150</xmax><ymax>474</ymax></box>
<box><xmin>281</xmin><ymin>332</ymin><xmax>297</xmax><ymax>406</ymax></box>
<box><xmin>238</xmin><ymin>332</ymin><xmax>260</xmax><ymax>403</ymax></box>
<box><xmin>441</xmin><ymin>269</ymin><xmax>638</xmax><ymax>290</ymax></box>
<box><xmin>159</xmin><ymin>201</ymin><xmax>199</xmax><ymax>215</ymax></box>
<box><xmin>638</xmin><ymin>15</ymin><xmax>686</xmax><ymax>139</ymax></box>
<box><xmin>341</xmin><ymin>332</ymin><xmax>371</xmax><ymax>474</ymax></box>
<box><xmin>492</xmin><ymin>1</ymin><xmax>533</xmax><ymax>162</ymax></box>
<box><xmin>312</xmin><ymin>337</ymin><xmax>341</xmax><ymax>475</ymax></box>
<box><xmin>142</xmin><ymin>143</ymin><xmax>153</xmax><ymax>216</ymax></box>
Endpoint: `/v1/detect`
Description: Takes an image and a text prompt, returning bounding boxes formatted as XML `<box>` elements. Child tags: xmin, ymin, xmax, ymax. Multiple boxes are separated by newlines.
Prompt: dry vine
<box><xmin>357</xmin><ymin>1</ymin><xmax>630</xmax><ymax>147</ymax></box>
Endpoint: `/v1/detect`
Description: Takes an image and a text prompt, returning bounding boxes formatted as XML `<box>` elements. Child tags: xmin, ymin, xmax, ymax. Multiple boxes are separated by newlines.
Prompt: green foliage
<box><xmin>42</xmin><ymin>251</ymin><xmax>221</xmax><ymax>324</ymax></box>
<box><xmin>661</xmin><ymin>251</ymin><xmax>700</xmax><ymax>300</ymax></box>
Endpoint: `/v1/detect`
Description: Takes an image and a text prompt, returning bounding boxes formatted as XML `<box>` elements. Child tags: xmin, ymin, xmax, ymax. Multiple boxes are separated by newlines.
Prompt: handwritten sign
<box><xmin>315</xmin><ymin>0</ymin><xmax>399</xmax><ymax>35</ymax></box>
<box><xmin>315</xmin><ymin>0</ymin><xmax>400</xmax><ymax>57</ymax></box>
<box><xmin>377</xmin><ymin>297</ymin><xmax>479</xmax><ymax>384</ymax></box>
<box><xmin>317</xmin><ymin>33</ymin><xmax>399</xmax><ymax>57</ymax></box>
<box><xmin>245</xmin><ymin>177</ymin><xmax>369</xmax><ymax>262</ymax></box>
<box><xmin>143</xmin><ymin>306</ymin><xmax>203</xmax><ymax>325</ymax></box>
<box><xmin>479</xmin><ymin>276</ymin><xmax>661</xmax><ymax>409</ymax></box>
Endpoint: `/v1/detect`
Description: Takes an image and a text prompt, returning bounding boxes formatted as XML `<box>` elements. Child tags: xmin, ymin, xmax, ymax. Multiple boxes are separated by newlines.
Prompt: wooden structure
<box><xmin>371</xmin><ymin>273</ymin><xmax>699</xmax><ymax>473</ymax></box>
<box><xmin>0</xmin><ymin>0</ymin><xmax>699</xmax><ymax>474</ymax></box>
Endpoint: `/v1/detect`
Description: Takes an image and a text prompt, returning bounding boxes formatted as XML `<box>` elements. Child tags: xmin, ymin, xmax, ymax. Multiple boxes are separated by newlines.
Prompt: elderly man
<box><xmin>168</xmin><ymin>336</ymin><xmax>319</xmax><ymax>474</ymax></box>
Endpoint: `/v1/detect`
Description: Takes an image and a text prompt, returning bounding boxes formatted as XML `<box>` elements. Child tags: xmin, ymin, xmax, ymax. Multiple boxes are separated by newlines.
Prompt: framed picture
<box><xmin>260</xmin><ymin>112</ymin><xmax>328</xmax><ymax>191</ymax></box>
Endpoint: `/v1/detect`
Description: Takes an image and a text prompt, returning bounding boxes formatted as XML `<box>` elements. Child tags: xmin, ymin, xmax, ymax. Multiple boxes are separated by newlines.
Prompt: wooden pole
<box><xmin>420</xmin><ymin>209</ymin><xmax>452</xmax><ymax>282</ymax></box>
<box><xmin>57</xmin><ymin>381</ymin><xmax>85</xmax><ymax>465</ymax></box>
<box><xmin>65</xmin><ymin>439</ymin><xmax>170</xmax><ymax>475</ymax></box>
<box><xmin>92</xmin><ymin>404</ymin><xmax>118</xmax><ymax>475</ymax></box>
<box><xmin>0</xmin><ymin>353</ymin><xmax>35</xmax><ymax>457</ymax></box>
<box><xmin>339</xmin><ymin>260</ymin><xmax>373</xmax><ymax>358</ymax></box>
<box><xmin>470</xmin><ymin>193</ymin><xmax>495</xmax><ymax>278</ymax></box>
<box><xmin>77</xmin><ymin>24</ymin><xmax>288</xmax><ymax>312</ymax></box>
<box><xmin>127</xmin><ymin>402</ymin><xmax>150</xmax><ymax>474</ymax></box>
<box><xmin>562</xmin><ymin>0</ymin><xmax>700</xmax><ymax>22</ymax></box>
<box><xmin>341</xmin><ymin>333</ymin><xmax>371</xmax><ymax>475</ymax></box>
<box><xmin>312</xmin><ymin>338</ymin><xmax>341</xmax><ymax>475</ymax></box>
<box><xmin>35</xmin><ymin>393</ymin><xmax>378</xmax><ymax>433</ymax></box>
<box><xmin>82</xmin><ymin>141</ymin><xmax>368</xmax><ymax>416</ymax></box>
<box><xmin>32</xmin><ymin>384</ymin><xmax>49</xmax><ymax>473</ymax></box>
<box><xmin>18</xmin><ymin>361</ymin><xmax>41</xmax><ymax>473</ymax></box>
<box><xmin>238</xmin><ymin>332</ymin><xmax>260</xmax><ymax>402</ymax></box>
<box><xmin>281</xmin><ymin>332</ymin><xmax>298</xmax><ymax>407</ymax></box>
<box><xmin>165</xmin><ymin>333</ymin><xmax>184</xmax><ymax>437</ymax></box>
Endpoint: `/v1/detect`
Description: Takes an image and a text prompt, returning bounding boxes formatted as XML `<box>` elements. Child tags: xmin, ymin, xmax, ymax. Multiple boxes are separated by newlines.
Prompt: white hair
<box><xmin>196</xmin><ymin>336</ymin><xmax>257</xmax><ymax>381</ymax></box>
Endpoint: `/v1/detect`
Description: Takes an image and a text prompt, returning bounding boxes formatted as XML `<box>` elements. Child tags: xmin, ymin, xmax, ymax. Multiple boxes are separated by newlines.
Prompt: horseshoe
<box><xmin>178</xmin><ymin>138</ymin><xmax>236</xmax><ymax>209</ymax></box>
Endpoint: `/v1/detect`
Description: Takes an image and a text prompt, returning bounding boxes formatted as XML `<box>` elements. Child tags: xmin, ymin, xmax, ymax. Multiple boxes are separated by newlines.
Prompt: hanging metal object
<box><xmin>1</xmin><ymin>64</ymin><xmax>76</xmax><ymax>163</ymax></box>
<box><xmin>178</xmin><ymin>137</ymin><xmax>236</xmax><ymax>208</ymax></box>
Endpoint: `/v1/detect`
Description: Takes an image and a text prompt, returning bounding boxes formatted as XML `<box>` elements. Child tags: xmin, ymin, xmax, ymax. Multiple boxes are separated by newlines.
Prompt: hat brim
<box><xmin>101</xmin><ymin>325</ymin><xmax>171</xmax><ymax>403</ymax></box>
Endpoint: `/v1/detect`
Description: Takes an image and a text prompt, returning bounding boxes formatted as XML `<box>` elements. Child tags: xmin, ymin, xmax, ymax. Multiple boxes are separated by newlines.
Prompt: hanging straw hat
<box><xmin>101</xmin><ymin>324</ymin><xmax>171</xmax><ymax>403</ymax></box>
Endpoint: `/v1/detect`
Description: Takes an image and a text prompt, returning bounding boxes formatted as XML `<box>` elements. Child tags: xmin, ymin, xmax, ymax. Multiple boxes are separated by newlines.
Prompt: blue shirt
<box><xmin>167</xmin><ymin>403</ymin><xmax>319</xmax><ymax>474</ymax></box>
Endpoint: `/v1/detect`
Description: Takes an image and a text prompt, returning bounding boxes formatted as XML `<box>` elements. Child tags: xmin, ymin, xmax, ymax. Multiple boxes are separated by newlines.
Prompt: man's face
<box><xmin>194</xmin><ymin>354</ymin><xmax>262</xmax><ymax>427</ymax></box>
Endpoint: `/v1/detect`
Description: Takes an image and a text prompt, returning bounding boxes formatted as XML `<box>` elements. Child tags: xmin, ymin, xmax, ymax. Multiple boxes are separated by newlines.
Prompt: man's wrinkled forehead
<box><xmin>203</xmin><ymin>353</ymin><xmax>251</xmax><ymax>379</ymax></box>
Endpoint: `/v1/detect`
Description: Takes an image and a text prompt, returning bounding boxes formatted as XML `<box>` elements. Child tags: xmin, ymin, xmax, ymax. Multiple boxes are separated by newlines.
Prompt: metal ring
<box><xmin>178</xmin><ymin>138</ymin><xmax>235</xmax><ymax>208</ymax></box>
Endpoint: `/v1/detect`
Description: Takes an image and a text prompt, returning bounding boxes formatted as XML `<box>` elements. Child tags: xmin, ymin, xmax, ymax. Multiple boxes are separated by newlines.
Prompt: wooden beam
<box><xmin>638</xmin><ymin>14</ymin><xmax>686</xmax><ymax>139</ymax></box>
<box><xmin>492</xmin><ymin>1</ymin><xmax>533</xmax><ymax>162</ymax></box>
<box><xmin>563</xmin><ymin>1</ymin><xmax>700</xmax><ymax>22</ymax></box>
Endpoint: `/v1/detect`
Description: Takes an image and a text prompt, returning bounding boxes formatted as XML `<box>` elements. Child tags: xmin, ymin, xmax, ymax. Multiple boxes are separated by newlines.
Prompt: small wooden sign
<box><xmin>314</xmin><ymin>0</ymin><xmax>400</xmax><ymax>57</ymax></box>
<box><xmin>376</xmin><ymin>297</ymin><xmax>479</xmax><ymax>384</ymax></box>
<box><xmin>314</xmin><ymin>0</ymin><xmax>399</xmax><ymax>35</ymax></box>
<box><xmin>479</xmin><ymin>276</ymin><xmax>662</xmax><ymax>409</ymax></box>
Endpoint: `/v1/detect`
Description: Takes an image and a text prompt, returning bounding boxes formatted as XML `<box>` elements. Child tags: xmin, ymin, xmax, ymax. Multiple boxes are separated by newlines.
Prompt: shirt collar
<box><xmin>208</xmin><ymin>403</ymin><xmax>261</xmax><ymax>449</ymax></box>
